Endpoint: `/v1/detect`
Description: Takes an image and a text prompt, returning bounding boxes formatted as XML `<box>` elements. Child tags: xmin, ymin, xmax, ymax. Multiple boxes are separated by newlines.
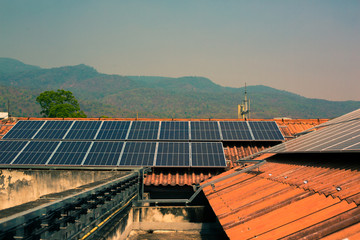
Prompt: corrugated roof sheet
<box><xmin>202</xmin><ymin>159</ymin><xmax>360</xmax><ymax>239</ymax></box>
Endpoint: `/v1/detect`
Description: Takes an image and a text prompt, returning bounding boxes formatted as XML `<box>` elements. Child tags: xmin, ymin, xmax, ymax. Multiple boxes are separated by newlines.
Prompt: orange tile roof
<box><xmin>322</xmin><ymin>222</ymin><xmax>360</xmax><ymax>239</ymax></box>
<box><xmin>0</xmin><ymin>120</ymin><xmax>16</xmax><ymax>139</ymax></box>
<box><xmin>274</xmin><ymin>119</ymin><xmax>327</xmax><ymax>140</ymax></box>
<box><xmin>144</xmin><ymin>169</ymin><xmax>222</xmax><ymax>187</ymax></box>
<box><xmin>202</xmin><ymin>160</ymin><xmax>360</xmax><ymax>239</ymax></box>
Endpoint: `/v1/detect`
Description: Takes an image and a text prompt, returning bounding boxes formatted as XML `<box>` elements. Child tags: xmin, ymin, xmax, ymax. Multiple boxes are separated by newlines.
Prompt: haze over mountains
<box><xmin>0</xmin><ymin>58</ymin><xmax>359</xmax><ymax>119</ymax></box>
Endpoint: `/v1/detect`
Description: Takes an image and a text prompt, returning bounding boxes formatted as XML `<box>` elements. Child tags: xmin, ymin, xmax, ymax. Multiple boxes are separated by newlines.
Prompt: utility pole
<box><xmin>238</xmin><ymin>83</ymin><xmax>250</xmax><ymax>120</ymax></box>
<box><xmin>8</xmin><ymin>99</ymin><xmax>11</xmax><ymax>118</ymax></box>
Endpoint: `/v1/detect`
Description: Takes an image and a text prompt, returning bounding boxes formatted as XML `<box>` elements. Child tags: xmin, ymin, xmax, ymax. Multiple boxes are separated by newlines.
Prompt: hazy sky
<box><xmin>1</xmin><ymin>1</ymin><xmax>360</xmax><ymax>101</ymax></box>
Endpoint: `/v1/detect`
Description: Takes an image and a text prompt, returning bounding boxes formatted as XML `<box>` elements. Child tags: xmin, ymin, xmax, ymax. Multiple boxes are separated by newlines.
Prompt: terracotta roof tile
<box><xmin>257</xmin><ymin>162</ymin><xmax>360</xmax><ymax>205</ymax></box>
<box><xmin>202</xmin><ymin>160</ymin><xmax>360</xmax><ymax>239</ymax></box>
<box><xmin>143</xmin><ymin>169</ymin><xmax>221</xmax><ymax>186</ymax></box>
<box><xmin>321</xmin><ymin>221</ymin><xmax>360</xmax><ymax>240</ymax></box>
<box><xmin>0</xmin><ymin>120</ymin><xmax>16</xmax><ymax>139</ymax></box>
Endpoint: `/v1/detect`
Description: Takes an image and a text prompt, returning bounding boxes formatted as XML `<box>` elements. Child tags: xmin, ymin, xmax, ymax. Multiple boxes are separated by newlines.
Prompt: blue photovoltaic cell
<box><xmin>83</xmin><ymin>142</ymin><xmax>124</xmax><ymax>166</ymax></box>
<box><xmin>0</xmin><ymin>141</ymin><xmax>28</xmax><ymax>164</ymax></box>
<box><xmin>155</xmin><ymin>142</ymin><xmax>190</xmax><ymax>166</ymax></box>
<box><xmin>191</xmin><ymin>142</ymin><xmax>226</xmax><ymax>167</ymax></box>
<box><xmin>3</xmin><ymin>121</ymin><xmax>45</xmax><ymax>139</ymax></box>
<box><xmin>47</xmin><ymin>141</ymin><xmax>91</xmax><ymax>165</ymax></box>
<box><xmin>34</xmin><ymin>121</ymin><xmax>73</xmax><ymax>139</ymax></box>
<box><xmin>119</xmin><ymin>142</ymin><xmax>156</xmax><ymax>166</ymax></box>
<box><xmin>64</xmin><ymin>121</ymin><xmax>101</xmax><ymax>140</ymax></box>
<box><xmin>159</xmin><ymin>121</ymin><xmax>189</xmax><ymax>140</ymax></box>
<box><xmin>127</xmin><ymin>121</ymin><xmax>159</xmax><ymax>140</ymax></box>
<box><xmin>96</xmin><ymin>121</ymin><xmax>130</xmax><ymax>140</ymax></box>
<box><xmin>12</xmin><ymin>141</ymin><xmax>59</xmax><ymax>165</ymax></box>
<box><xmin>190</xmin><ymin>122</ymin><xmax>221</xmax><ymax>140</ymax></box>
<box><xmin>220</xmin><ymin>121</ymin><xmax>253</xmax><ymax>140</ymax></box>
<box><xmin>248</xmin><ymin>121</ymin><xmax>284</xmax><ymax>140</ymax></box>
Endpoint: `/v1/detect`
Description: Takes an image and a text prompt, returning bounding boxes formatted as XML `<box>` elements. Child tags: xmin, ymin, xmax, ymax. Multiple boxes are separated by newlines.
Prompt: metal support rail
<box><xmin>0</xmin><ymin>171</ymin><xmax>141</xmax><ymax>240</ymax></box>
<box><xmin>138</xmin><ymin>160</ymin><xmax>266</xmax><ymax>205</ymax></box>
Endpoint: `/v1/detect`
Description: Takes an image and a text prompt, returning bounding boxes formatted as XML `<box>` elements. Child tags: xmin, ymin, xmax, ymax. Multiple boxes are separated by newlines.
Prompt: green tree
<box><xmin>36</xmin><ymin>89</ymin><xmax>87</xmax><ymax>118</ymax></box>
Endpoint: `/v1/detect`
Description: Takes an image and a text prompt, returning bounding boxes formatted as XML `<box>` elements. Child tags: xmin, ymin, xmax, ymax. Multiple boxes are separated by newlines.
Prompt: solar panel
<box><xmin>64</xmin><ymin>121</ymin><xmax>101</xmax><ymax>140</ymax></box>
<box><xmin>159</xmin><ymin>121</ymin><xmax>189</xmax><ymax>140</ymax></box>
<box><xmin>191</xmin><ymin>142</ymin><xmax>226</xmax><ymax>167</ymax></box>
<box><xmin>306</xmin><ymin>121</ymin><xmax>360</xmax><ymax>152</ymax></box>
<box><xmin>47</xmin><ymin>141</ymin><xmax>91</xmax><ymax>165</ymax></box>
<box><xmin>0</xmin><ymin>141</ymin><xmax>28</xmax><ymax>164</ymax></box>
<box><xmin>119</xmin><ymin>142</ymin><xmax>156</xmax><ymax>166</ymax></box>
<box><xmin>220</xmin><ymin>121</ymin><xmax>253</xmax><ymax>140</ymax></box>
<box><xmin>127</xmin><ymin>121</ymin><xmax>159</xmax><ymax>140</ymax></box>
<box><xmin>155</xmin><ymin>142</ymin><xmax>190</xmax><ymax>166</ymax></box>
<box><xmin>347</xmin><ymin>142</ymin><xmax>360</xmax><ymax>150</ymax></box>
<box><xmin>316</xmin><ymin>107</ymin><xmax>360</xmax><ymax>127</ymax></box>
<box><xmin>3</xmin><ymin>121</ymin><xmax>45</xmax><ymax>139</ymax></box>
<box><xmin>190</xmin><ymin>122</ymin><xmax>221</xmax><ymax>140</ymax></box>
<box><xmin>96</xmin><ymin>121</ymin><xmax>130</xmax><ymax>140</ymax></box>
<box><xmin>264</xmin><ymin>108</ymin><xmax>360</xmax><ymax>153</ymax></box>
<box><xmin>83</xmin><ymin>142</ymin><xmax>124</xmax><ymax>166</ymax></box>
<box><xmin>33</xmin><ymin>121</ymin><xmax>73</xmax><ymax>139</ymax></box>
<box><xmin>128</xmin><ymin>121</ymin><xmax>159</xmax><ymax>140</ymax></box>
<box><xmin>12</xmin><ymin>141</ymin><xmax>59</xmax><ymax>165</ymax></box>
<box><xmin>248</xmin><ymin>121</ymin><xmax>284</xmax><ymax>141</ymax></box>
<box><xmin>326</xmin><ymin>135</ymin><xmax>360</xmax><ymax>151</ymax></box>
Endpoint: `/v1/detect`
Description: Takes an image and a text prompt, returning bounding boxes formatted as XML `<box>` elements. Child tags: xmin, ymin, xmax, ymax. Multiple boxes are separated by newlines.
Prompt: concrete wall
<box><xmin>105</xmin><ymin>206</ymin><xmax>223</xmax><ymax>240</ymax></box>
<box><xmin>103</xmin><ymin>206</ymin><xmax>135</xmax><ymax>240</ymax></box>
<box><xmin>0</xmin><ymin>169</ymin><xmax>121</xmax><ymax>210</ymax></box>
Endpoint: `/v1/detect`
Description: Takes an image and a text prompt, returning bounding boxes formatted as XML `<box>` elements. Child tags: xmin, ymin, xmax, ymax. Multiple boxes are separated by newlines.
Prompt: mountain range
<box><xmin>0</xmin><ymin>57</ymin><xmax>359</xmax><ymax>119</ymax></box>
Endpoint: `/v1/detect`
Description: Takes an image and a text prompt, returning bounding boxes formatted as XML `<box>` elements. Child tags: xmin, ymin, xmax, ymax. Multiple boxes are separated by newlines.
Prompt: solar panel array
<box><xmin>0</xmin><ymin>141</ymin><xmax>226</xmax><ymax>167</ymax></box>
<box><xmin>263</xmin><ymin>108</ymin><xmax>360</xmax><ymax>153</ymax></box>
<box><xmin>2</xmin><ymin>120</ymin><xmax>284</xmax><ymax>141</ymax></box>
<box><xmin>0</xmin><ymin>119</ymin><xmax>284</xmax><ymax>168</ymax></box>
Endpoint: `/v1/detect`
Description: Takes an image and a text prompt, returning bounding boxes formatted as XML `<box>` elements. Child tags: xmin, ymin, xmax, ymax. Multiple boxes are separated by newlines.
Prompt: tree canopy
<box><xmin>36</xmin><ymin>89</ymin><xmax>87</xmax><ymax>118</ymax></box>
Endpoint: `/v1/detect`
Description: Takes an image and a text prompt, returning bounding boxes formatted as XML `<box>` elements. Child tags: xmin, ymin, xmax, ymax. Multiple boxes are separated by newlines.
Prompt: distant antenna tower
<box><xmin>238</xmin><ymin>83</ymin><xmax>250</xmax><ymax>119</ymax></box>
<box><xmin>8</xmin><ymin>99</ymin><xmax>11</xmax><ymax>118</ymax></box>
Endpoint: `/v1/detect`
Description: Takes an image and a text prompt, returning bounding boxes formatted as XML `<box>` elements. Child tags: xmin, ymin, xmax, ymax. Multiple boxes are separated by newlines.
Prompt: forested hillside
<box><xmin>0</xmin><ymin>58</ymin><xmax>359</xmax><ymax>119</ymax></box>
